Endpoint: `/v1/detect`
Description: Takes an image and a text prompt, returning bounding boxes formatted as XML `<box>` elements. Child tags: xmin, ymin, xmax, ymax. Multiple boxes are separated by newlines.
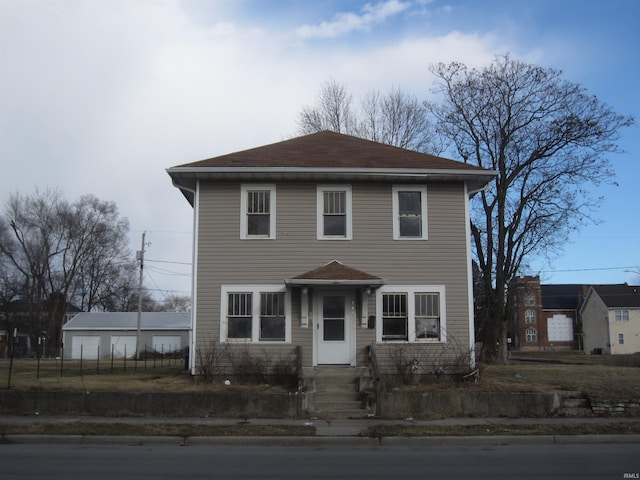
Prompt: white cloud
<box><xmin>0</xmin><ymin>0</ymin><xmax>508</xmax><ymax>296</ymax></box>
<box><xmin>295</xmin><ymin>0</ymin><xmax>411</xmax><ymax>39</ymax></box>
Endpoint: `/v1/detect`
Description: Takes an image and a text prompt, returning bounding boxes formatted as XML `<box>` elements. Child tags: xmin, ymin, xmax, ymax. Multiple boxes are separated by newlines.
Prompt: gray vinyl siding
<box><xmin>193</xmin><ymin>181</ymin><xmax>472</xmax><ymax>371</ymax></box>
<box><xmin>581</xmin><ymin>294</ymin><xmax>611</xmax><ymax>355</ymax></box>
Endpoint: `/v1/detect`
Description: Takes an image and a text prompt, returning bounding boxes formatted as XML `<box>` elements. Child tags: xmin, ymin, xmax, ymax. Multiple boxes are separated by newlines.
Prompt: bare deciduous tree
<box><xmin>357</xmin><ymin>87</ymin><xmax>443</xmax><ymax>153</ymax></box>
<box><xmin>0</xmin><ymin>189</ymin><xmax>137</xmax><ymax>347</ymax></box>
<box><xmin>297</xmin><ymin>79</ymin><xmax>442</xmax><ymax>154</ymax></box>
<box><xmin>158</xmin><ymin>294</ymin><xmax>191</xmax><ymax>312</ymax></box>
<box><xmin>297</xmin><ymin>79</ymin><xmax>355</xmax><ymax>135</ymax></box>
<box><xmin>427</xmin><ymin>54</ymin><xmax>634</xmax><ymax>361</ymax></box>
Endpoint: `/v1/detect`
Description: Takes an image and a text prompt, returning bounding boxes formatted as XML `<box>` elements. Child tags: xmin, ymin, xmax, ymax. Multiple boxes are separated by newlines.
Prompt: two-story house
<box><xmin>581</xmin><ymin>284</ymin><xmax>640</xmax><ymax>355</ymax></box>
<box><xmin>167</xmin><ymin>131</ymin><xmax>495</xmax><ymax>388</ymax></box>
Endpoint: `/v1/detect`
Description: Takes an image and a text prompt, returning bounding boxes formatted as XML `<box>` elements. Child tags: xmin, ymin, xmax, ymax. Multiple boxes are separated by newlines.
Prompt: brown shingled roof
<box><xmin>293</xmin><ymin>260</ymin><xmax>381</xmax><ymax>281</ymax></box>
<box><xmin>176</xmin><ymin>130</ymin><xmax>484</xmax><ymax>171</ymax></box>
<box><xmin>285</xmin><ymin>260</ymin><xmax>385</xmax><ymax>286</ymax></box>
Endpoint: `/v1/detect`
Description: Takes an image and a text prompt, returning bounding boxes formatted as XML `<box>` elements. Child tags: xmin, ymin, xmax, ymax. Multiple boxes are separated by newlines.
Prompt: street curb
<box><xmin>3</xmin><ymin>434</ymin><xmax>640</xmax><ymax>446</ymax></box>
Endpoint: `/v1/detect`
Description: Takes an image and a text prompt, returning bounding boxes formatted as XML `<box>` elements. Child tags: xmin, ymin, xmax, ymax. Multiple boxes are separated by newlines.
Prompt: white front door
<box><xmin>315</xmin><ymin>290</ymin><xmax>355</xmax><ymax>365</ymax></box>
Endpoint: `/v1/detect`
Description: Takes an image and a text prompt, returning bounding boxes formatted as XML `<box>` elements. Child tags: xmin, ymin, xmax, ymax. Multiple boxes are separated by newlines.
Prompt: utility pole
<box><xmin>135</xmin><ymin>231</ymin><xmax>146</xmax><ymax>361</ymax></box>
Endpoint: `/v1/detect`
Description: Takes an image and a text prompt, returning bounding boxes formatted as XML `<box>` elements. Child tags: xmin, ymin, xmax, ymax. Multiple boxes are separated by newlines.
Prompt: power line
<box><xmin>146</xmin><ymin>265</ymin><xmax>191</xmax><ymax>277</ymax></box>
<box><xmin>146</xmin><ymin>259</ymin><xmax>192</xmax><ymax>266</ymax></box>
<box><xmin>537</xmin><ymin>265</ymin><xmax>639</xmax><ymax>273</ymax></box>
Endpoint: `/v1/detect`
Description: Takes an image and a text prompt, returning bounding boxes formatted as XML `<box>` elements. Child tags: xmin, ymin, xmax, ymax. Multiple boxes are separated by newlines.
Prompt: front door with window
<box><xmin>315</xmin><ymin>291</ymin><xmax>354</xmax><ymax>365</ymax></box>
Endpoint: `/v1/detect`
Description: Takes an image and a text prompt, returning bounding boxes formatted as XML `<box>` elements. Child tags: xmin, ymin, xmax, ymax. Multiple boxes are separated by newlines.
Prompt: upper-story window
<box><xmin>317</xmin><ymin>185</ymin><xmax>352</xmax><ymax>240</ymax></box>
<box><xmin>615</xmin><ymin>309</ymin><xmax>629</xmax><ymax>322</ymax></box>
<box><xmin>525</xmin><ymin>309</ymin><xmax>536</xmax><ymax>324</ymax></box>
<box><xmin>241</xmin><ymin>184</ymin><xmax>276</xmax><ymax>239</ymax></box>
<box><xmin>392</xmin><ymin>186</ymin><xmax>428</xmax><ymax>240</ymax></box>
<box><xmin>524</xmin><ymin>293</ymin><xmax>535</xmax><ymax>306</ymax></box>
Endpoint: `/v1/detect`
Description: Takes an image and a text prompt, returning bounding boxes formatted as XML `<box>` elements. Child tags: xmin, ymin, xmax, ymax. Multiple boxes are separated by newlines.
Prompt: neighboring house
<box><xmin>510</xmin><ymin>276</ymin><xmax>640</xmax><ymax>354</ymax></box>
<box><xmin>581</xmin><ymin>285</ymin><xmax>640</xmax><ymax>355</ymax></box>
<box><xmin>167</xmin><ymin>131</ymin><xmax>495</xmax><ymax>378</ymax></box>
<box><xmin>62</xmin><ymin>312</ymin><xmax>190</xmax><ymax>360</ymax></box>
<box><xmin>509</xmin><ymin>276</ymin><xmax>586</xmax><ymax>351</ymax></box>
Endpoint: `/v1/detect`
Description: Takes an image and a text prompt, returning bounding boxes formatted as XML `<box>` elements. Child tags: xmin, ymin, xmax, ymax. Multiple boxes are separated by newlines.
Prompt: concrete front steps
<box><xmin>303</xmin><ymin>366</ymin><xmax>373</xmax><ymax>419</ymax></box>
<box><xmin>556</xmin><ymin>391</ymin><xmax>593</xmax><ymax>416</ymax></box>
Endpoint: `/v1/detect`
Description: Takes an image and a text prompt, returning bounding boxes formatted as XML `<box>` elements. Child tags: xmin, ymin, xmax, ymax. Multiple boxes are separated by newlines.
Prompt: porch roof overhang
<box><xmin>284</xmin><ymin>260</ymin><xmax>386</xmax><ymax>288</ymax></box>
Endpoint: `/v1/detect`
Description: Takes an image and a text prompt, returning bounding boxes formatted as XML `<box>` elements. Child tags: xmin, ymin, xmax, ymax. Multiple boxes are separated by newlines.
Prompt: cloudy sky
<box><xmin>1</xmin><ymin>0</ymin><xmax>639</xmax><ymax>299</ymax></box>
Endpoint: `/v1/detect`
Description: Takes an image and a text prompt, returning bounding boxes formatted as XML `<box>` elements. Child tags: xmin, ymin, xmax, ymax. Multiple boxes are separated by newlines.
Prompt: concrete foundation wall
<box><xmin>0</xmin><ymin>390</ymin><xmax>299</xmax><ymax>418</ymax></box>
<box><xmin>377</xmin><ymin>391</ymin><xmax>561</xmax><ymax>418</ymax></box>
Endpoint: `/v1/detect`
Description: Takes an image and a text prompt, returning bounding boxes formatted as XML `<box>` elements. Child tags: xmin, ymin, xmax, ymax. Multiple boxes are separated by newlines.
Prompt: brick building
<box><xmin>509</xmin><ymin>276</ymin><xmax>588</xmax><ymax>351</ymax></box>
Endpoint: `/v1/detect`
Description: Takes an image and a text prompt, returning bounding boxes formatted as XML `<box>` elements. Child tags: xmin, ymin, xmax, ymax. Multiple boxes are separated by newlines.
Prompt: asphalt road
<box><xmin>1</xmin><ymin>443</ymin><xmax>638</xmax><ymax>479</ymax></box>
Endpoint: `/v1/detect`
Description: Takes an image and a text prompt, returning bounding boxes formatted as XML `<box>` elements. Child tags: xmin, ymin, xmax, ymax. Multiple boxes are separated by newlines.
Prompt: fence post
<box><xmin>124</xmin><ymin>344</ymin><xmax>127</xmax><ymax>372</ymax></box>
<box><xmin>60</xmin><ymin>344</ymin><xmax>64</xmax><ymax>377</ymax></box>
<box><xmin>37</xmin><ymin>337</ymin><xmax>41</xmax><ymax>380</ymax></box>
<box><xmin>97</xmin><ymin>346</ymin><xmax>100</xmax><ymax>375</ymax></box>
<box><xmin>80</xmin><ymin>344</ymin><xmax>83</xmax><ymax>376</ymax></box>
<box><xmin>7</xmin><ymin>329</ymin><xmax>16</xmax><ymax>389</ymax></box>
<box><xmin>111</xmin><ymin>344</ymin><xmax>114</xmax><ymax>374</ymax></box>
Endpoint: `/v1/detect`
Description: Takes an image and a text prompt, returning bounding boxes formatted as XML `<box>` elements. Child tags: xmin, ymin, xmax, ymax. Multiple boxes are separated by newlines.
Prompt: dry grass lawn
<box><xmin>0</xmin><ymin>360</ymin><xmax>283</xmax><ymax>393</ymax></box>
<box><xmin>2</xmin><ymin>352</ymin><xmax>639</xmax><ymax>399</ymax></box>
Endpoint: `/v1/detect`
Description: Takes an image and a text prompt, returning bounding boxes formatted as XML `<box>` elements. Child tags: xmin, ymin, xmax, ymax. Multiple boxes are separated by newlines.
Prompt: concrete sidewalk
<box><xmin>1</xmin><ymin>414</ymin><xmax>639</xmax><ymax>445</ymax></box>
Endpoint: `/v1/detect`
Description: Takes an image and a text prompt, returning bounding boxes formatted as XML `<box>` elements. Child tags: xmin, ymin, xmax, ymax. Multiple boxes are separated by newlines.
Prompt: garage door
<box><xmin>152</xmin><ymin>335</ymin><xmax>181</xmax><ymax>353</ymax></box>
<box><xmin>71</xmin><ymin>336</ymin><xmax>100</xmax><ymax>360</ymax></box>
<box><xmin>110</xmin><ymin>335</ymin><xmax>137</xmax><ymax>359</ymax></box>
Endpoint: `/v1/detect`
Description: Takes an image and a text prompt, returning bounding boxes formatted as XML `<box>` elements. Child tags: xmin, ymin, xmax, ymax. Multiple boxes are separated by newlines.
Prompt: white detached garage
<box><xmin>62</xmin><ymin>312</ymin><xmax>191</xmax><ymax>360</ymax></box>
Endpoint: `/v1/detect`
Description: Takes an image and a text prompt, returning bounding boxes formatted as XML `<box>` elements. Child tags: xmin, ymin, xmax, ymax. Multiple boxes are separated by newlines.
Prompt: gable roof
<box><xmin>285</xmin><ymin>260</ymin><xmax>385</xmax><ymax>286</ymax></box>
<box><xmin>167</xmin><ymin>131</ymin><xmax>496</xmax><ymax>204</ymax></box>
<box><xmin>590</xmin><ymin>284</ymin><xmax>640</xmax><ymax>309</ymax></box>
<box><xmin>62</xmin><ymin>312</ymin><xmax>190</xmax><ymax>331</ymax></box>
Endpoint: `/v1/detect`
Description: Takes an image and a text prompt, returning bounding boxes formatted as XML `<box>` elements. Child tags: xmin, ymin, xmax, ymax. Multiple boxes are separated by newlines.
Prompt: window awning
<box><xmin>285</xmin><ymin>260</ymin><xmax>386</xmax><ymax>287</ymax></box>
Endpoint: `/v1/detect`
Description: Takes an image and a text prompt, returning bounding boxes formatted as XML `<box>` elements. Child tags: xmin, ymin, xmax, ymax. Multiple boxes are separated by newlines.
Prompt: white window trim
<box><xmin>317</xmin><ymin>185</ymin><xmax>352</xmax><ymax>240</ymax></box>
<box><xmin>376</xmin><ymin>285</ymin><xmax>446</xmax><ymax>343</ymax></box>
<box><xmin>220</xmin><ymin>285</ymin><xmax>291</xmax><ymax>343</ymax></box>
<box><xmin>240</xmin><ymin>184</ymin><xmax>276</xmax><ymax>240</ymax></box>
<box><xmin>392</xmin><ymin>186</ymin><xmax>428</xmax><ymax>240</ymax></box>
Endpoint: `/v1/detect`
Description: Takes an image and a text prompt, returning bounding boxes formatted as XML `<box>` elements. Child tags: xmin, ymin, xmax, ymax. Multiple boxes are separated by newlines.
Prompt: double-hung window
<box><xmin>392</xmin><ymin>186</ymin><xmax>428</xmax><ymax>240</ymax></box>
<box><xmin>241</xmin><ymin>184</ymin><xmax>276</xmax><ymax>239</ymax></box>
<box><xmin>317</xmin><ymin>185</ymin><xmax>352</xmax><ymax>240</ymax></box>
<box><xmin>377</xmin><ymin>286</ymin><xmax>445</xmax><ymax>342</ymax></box>
<box><xmin>260</xmin><ymin>292</ymin><xmax>286</xmax><ymax>341</ymax></box>
<box><xmin>227</xmin><ymin>293</ymin><xmax>253</xmax><ymax>340</ymax></box>
<box><xmin>615</xmin><ymin>309</ymin><xmax>629</xmax><ymax>322</ymax></box>
<box><xmin>415</xmin><ymin>293</ymin><xmax>440</xmax><ymax>340</ymax></box>
<box><xmin>221</xmin><ymin>286</ymin><xmax>289</xmax><ymax>343</ymax></box>
<box><xmin>382</xmin><ymin>293</ymin><xmax>408</xmax><ymax>340</ymax></box>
